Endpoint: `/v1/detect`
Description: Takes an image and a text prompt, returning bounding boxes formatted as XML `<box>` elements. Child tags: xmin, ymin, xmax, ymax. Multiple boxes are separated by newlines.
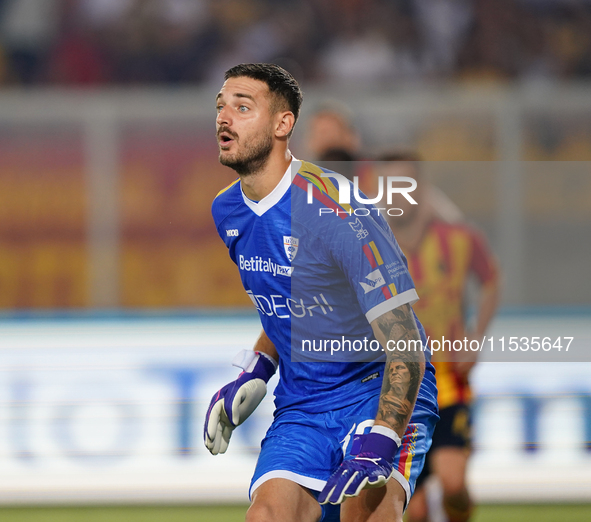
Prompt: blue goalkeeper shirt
<box><xmin>212</xmin><ymin>159</ymin><xmax>437</xmax><ymax>416</ymax></box>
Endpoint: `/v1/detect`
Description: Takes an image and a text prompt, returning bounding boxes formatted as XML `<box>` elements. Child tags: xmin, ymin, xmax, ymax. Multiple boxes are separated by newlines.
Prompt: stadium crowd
<box><xmin>0</xmin><ymin>0</ymin><xmax>590</xmax><ymax>86</ymax></box>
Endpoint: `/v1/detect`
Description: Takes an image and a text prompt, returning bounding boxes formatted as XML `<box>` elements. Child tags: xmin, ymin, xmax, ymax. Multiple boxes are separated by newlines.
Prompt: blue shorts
<box><xmin>249</xmin><ymin>397</ymin><xmax>437</xmax><ymax>521</ymax></box>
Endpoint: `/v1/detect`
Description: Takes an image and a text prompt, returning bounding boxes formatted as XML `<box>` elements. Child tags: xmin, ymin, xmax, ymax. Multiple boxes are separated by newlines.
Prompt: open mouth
<box><xmin>218</xmin><ymin>131</ymin><xmax>235</xmax><ymax>148</ymax></box>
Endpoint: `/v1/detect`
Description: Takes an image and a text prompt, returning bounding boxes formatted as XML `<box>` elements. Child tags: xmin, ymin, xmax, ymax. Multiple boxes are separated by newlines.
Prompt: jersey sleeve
<box><xmin>325</xmin><ymin>210</ymin><xmax>419</xmax><ymax>324</ymax></box>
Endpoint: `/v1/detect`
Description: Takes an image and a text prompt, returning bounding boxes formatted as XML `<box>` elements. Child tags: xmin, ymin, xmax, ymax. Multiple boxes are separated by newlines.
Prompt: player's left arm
<box><xmin>371</xmin><ymin>304</ymin><xmax>425</xmax><ymax>438</ymax></box>
<box><xmin>467</xmin><ymin>227</ymin><xmax>501</xmax><ymax>340</ymax></box>
<box><xmin>453</xmin><ymin>277</ymin><xmax>500</xmax><ymax>378</ymax></box>
<box><xmin>319</xmin><ymin>303</ymin><xmax>425</xmax><ymax>505</ymax></box>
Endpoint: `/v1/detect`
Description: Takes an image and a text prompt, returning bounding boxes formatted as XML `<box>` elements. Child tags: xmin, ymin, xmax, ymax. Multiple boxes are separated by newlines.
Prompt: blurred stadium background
<box><xmin>0</xmin><ymin>0</ymin><xmax>590</xmax><ymax>521</ymax></box>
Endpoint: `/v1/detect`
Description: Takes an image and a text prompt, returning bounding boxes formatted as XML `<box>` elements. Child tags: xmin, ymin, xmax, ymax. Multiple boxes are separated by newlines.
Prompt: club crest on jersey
<box><xmin>283</xmin><ymin>236</ymin><xmax>299</xmax><ymax>262</ymax></box>
<box><xmin>349</xmin><ymin>218</ymin><xmax>369</xmax><ymax>240</ymax></box>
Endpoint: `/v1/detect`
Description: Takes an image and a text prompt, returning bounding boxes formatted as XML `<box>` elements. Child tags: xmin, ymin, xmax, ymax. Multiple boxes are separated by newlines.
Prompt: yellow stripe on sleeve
<box><xmin>369</xmin><ymin>241</ymin><xmax>384</xmax><ymax>265</ymax></box>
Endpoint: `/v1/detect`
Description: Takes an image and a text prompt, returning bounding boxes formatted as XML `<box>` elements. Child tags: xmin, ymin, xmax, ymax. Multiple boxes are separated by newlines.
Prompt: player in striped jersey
<box><xmin>379</xmin><ymin>153</ymin><xmax>500</xmax><ymax>522</ymax></box>
<box><xmin>204</xmin><ymin>64</ymin><xmax>438</xmax><ymax>522</ymax></box>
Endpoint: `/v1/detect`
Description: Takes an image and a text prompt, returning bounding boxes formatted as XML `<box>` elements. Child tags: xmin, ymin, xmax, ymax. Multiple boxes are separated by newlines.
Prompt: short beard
<box><xmin>219</xmin><ymin>131</ymin><xmax>273</xmax><ymax>177</ymax></box>
<box><xmin>389</xmin><ymin>205</ymin><xmax>418</xmax><ymax>228</ymax></box>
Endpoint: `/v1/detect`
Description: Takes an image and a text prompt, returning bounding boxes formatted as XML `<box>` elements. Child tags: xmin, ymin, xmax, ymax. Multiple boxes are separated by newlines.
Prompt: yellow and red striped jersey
<box><xmin>406</xmin><ymin>220</ymin><xmax>498</xmax><ymax>408</ymax></box>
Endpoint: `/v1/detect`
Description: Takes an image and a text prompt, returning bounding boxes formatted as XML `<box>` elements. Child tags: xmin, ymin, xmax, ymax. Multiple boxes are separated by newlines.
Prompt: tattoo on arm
<box><xmin>373</xmin><ymin>304</ymin><xmax>425</xmax><ymax>436</ymax></box>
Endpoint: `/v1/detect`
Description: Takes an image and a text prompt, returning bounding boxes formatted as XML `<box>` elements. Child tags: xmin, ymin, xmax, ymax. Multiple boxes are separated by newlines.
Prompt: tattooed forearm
<box><xmin>371</xmin><ymin>304</ymin><xmax>425</xmax><ymax>437</ymax></box>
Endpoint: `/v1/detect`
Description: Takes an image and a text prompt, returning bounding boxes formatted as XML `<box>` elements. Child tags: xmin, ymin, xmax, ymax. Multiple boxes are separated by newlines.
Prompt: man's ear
<box><xmin>275</xmin><ymin>111</ymin><xmax>295</xmax><ymax>138</ymax></box>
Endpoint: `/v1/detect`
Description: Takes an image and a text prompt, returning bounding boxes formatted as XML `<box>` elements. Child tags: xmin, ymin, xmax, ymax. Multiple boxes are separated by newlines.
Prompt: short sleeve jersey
<box><xmin>212</xmin><ymin>159</ymin><xmax>437</xmax><ymax>415</ymax></box>
<box><xmin>407</xmin><ymin>219</ymin><xmax>498</xmax><ymax>408</ymax></box>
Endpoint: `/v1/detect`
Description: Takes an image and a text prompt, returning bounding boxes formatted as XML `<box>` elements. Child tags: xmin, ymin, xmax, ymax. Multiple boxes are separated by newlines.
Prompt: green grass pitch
<box><xmin>1</xmin><ymin>504</ymin><xmax>591</xmax><ymax>522</ymax></box>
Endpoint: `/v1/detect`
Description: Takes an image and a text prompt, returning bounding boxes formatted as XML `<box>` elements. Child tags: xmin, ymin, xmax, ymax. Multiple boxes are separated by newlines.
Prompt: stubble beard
<box><xmin>219</xmin><ymin>129</ymin><xmax>274</xmax><ymax>177</ymax></box>
<box><xmin>389</xmin><ymin>204</ymin><xmax>418</xmax><ymax>228</ymax></box>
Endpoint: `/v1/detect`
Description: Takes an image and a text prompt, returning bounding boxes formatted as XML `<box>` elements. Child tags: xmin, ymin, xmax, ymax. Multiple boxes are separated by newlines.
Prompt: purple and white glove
<box><xmin>204</xmin><ymin>349</ymin><xmax>277</xmax><ymax>455</ymax></box>
<box><xmin>318</xmin><ymin>425</ymin><xmax>401</xmax><ymax>505</ymax></box>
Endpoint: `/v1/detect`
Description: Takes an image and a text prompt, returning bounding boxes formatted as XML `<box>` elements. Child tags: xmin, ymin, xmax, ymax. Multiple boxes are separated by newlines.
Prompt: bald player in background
<box><xmin>304</xmin><ymin>101</ymin><xmax>364</xmax><ymax>182</ymax></box>
<box><xmin>376</xmin><ymin>153</ymin><xmax>501</xmax><ymax>522</ymax></box>
<box><xmin>306</xmin><ymin>101</ymin><xmax>361</xmax><ymax>162</ymax></box>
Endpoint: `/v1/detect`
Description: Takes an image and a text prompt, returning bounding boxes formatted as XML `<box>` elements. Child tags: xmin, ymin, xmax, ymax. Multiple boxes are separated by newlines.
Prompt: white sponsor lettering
<box><xmin>385</xmin><ymin>261</ymin><xmax>405</xmax><ymax>277</ymax></box>
<box><xmin>270</xmin><ymin>295</ymin><xmax>290</xmax><ymax>319</ymax></box>
<box><xmin>226</xmin><ymin>229</ymin><xmax>239</xmax><ymax>237</ymax></box>
<box><xmin>239</xmin><ymin>255</ymin><xmax>293</xmax><ymax>277</ymax></box>
<box><xmin>247</xmin><ymin>291</ymin><xmax>334</xmax><ymax>318</ymax></box>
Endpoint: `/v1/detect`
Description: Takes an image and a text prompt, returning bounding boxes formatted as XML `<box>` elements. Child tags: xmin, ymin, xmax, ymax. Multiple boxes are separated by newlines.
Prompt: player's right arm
<box><xmin>455</xmin><ymin>228</ymin><xmax>500</xmax><ymax>377</ymax></box>
<box><xmin>251</xmin><ymin>329</ymin><xmax>280</xmax><ymax>364</ymax></box>
<box><xmin>203</xmin><ymin>330</ymin><xmax>279</xmax><ymax>455</ymax></box>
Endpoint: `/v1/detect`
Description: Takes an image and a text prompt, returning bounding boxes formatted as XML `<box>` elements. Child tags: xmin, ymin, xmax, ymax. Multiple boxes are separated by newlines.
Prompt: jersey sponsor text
<box><xmin>239</xmin><ymin>255</ymin><xmax>293</xmax><ymax>277</ymax></box>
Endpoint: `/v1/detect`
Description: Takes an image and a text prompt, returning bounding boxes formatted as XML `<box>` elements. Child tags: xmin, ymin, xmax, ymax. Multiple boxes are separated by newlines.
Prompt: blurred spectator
<box><xmin>0</xmin><ymin>0</ymin><xmax>589</xmax><ymax>87</ymax></box>
<box><xmin>414</xmin><ymin>0</ymin><xmax>473</xmax><ymax>75</ymax></box>
<box><xmin>46</xmin><ymin>0</ymin><xmax>113</xmax><ymax>85</ymax></box>
<box><xmin>77</xmin><ymin>0</ymin><xmax>132</xmax><ymax>29</ymax></box>
<box><xmin>205</xmin><ymin>0</ymin><xmax>285</xmax><ymax>84</ymax></box>
<box><xmin>0</xmin><ymin>0</ymin><xmax>61</xmax><ymax>83</ymax></box>
<box><xmin>318</xmin><ymin>25</ymin><xmax>397</xmax><ymax>83</ymax></box>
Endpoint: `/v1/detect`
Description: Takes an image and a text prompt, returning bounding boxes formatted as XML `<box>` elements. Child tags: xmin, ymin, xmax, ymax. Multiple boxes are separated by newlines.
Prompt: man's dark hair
<box><xmin>377</xmin><ymin>150</ymin><xmax>422</xmax><ymax>162</ymax></box>
<box><xmin>224</xmin><ymin>63</ymin><xmax>303</xmax><ymax>133</ymax></box>
<box><xmin>318</xmin><ymin>148</ymin><xmax>356</xmax><ymax>162</ymax></box>
<box><xmin>377</xmin><ymin>149</ymin><xmax>422</xmax><ymax>178</ymax></box>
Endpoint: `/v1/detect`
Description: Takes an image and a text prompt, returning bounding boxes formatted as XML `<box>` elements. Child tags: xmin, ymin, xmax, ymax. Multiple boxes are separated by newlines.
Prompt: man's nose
<box><xmin>216</xmin><ymin>106</ymin><xmax>230</xmax><ymax>126</ymax></box>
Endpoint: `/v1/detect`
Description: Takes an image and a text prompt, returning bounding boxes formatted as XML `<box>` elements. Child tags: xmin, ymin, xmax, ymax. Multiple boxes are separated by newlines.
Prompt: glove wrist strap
<box><xmin>359</xmin><ymin>425</ymin><xmax>402</xmax><ymax>463</ymax></box>
<box><xmin>370</xmin><ymin>425</ymin><xmax>402</xmax><ymax>446</ymax></box>
<box><xmin>231</xmin><ymin>349</ymin><xmax>277</xmax><ymax>383</ymax></box>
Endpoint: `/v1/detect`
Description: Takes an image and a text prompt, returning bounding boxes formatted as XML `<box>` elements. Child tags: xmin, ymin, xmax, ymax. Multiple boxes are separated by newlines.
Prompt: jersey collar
<box><xmin>241</xmin><ymin>157</ymin><xmax>301</xmax><ymax>216</ymax></box>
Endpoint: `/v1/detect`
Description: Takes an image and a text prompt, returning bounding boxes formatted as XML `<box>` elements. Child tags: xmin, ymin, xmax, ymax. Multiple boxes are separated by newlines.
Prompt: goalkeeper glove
<box><xmin>204</xmin><ymin>349</ymin><xmax>277</xmax><ymax>455</ymax></box>
<box><xmin>318</xmin><ymin>425</ymin><xmax>401</xmax><ymax>505</ymax></box>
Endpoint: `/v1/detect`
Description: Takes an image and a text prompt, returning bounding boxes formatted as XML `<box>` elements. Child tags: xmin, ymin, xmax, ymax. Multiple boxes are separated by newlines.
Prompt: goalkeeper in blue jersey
<box><xmin>204</xmin><ymin>63</ymin><xmax>438</xmax><ymax>522</ymax></box>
